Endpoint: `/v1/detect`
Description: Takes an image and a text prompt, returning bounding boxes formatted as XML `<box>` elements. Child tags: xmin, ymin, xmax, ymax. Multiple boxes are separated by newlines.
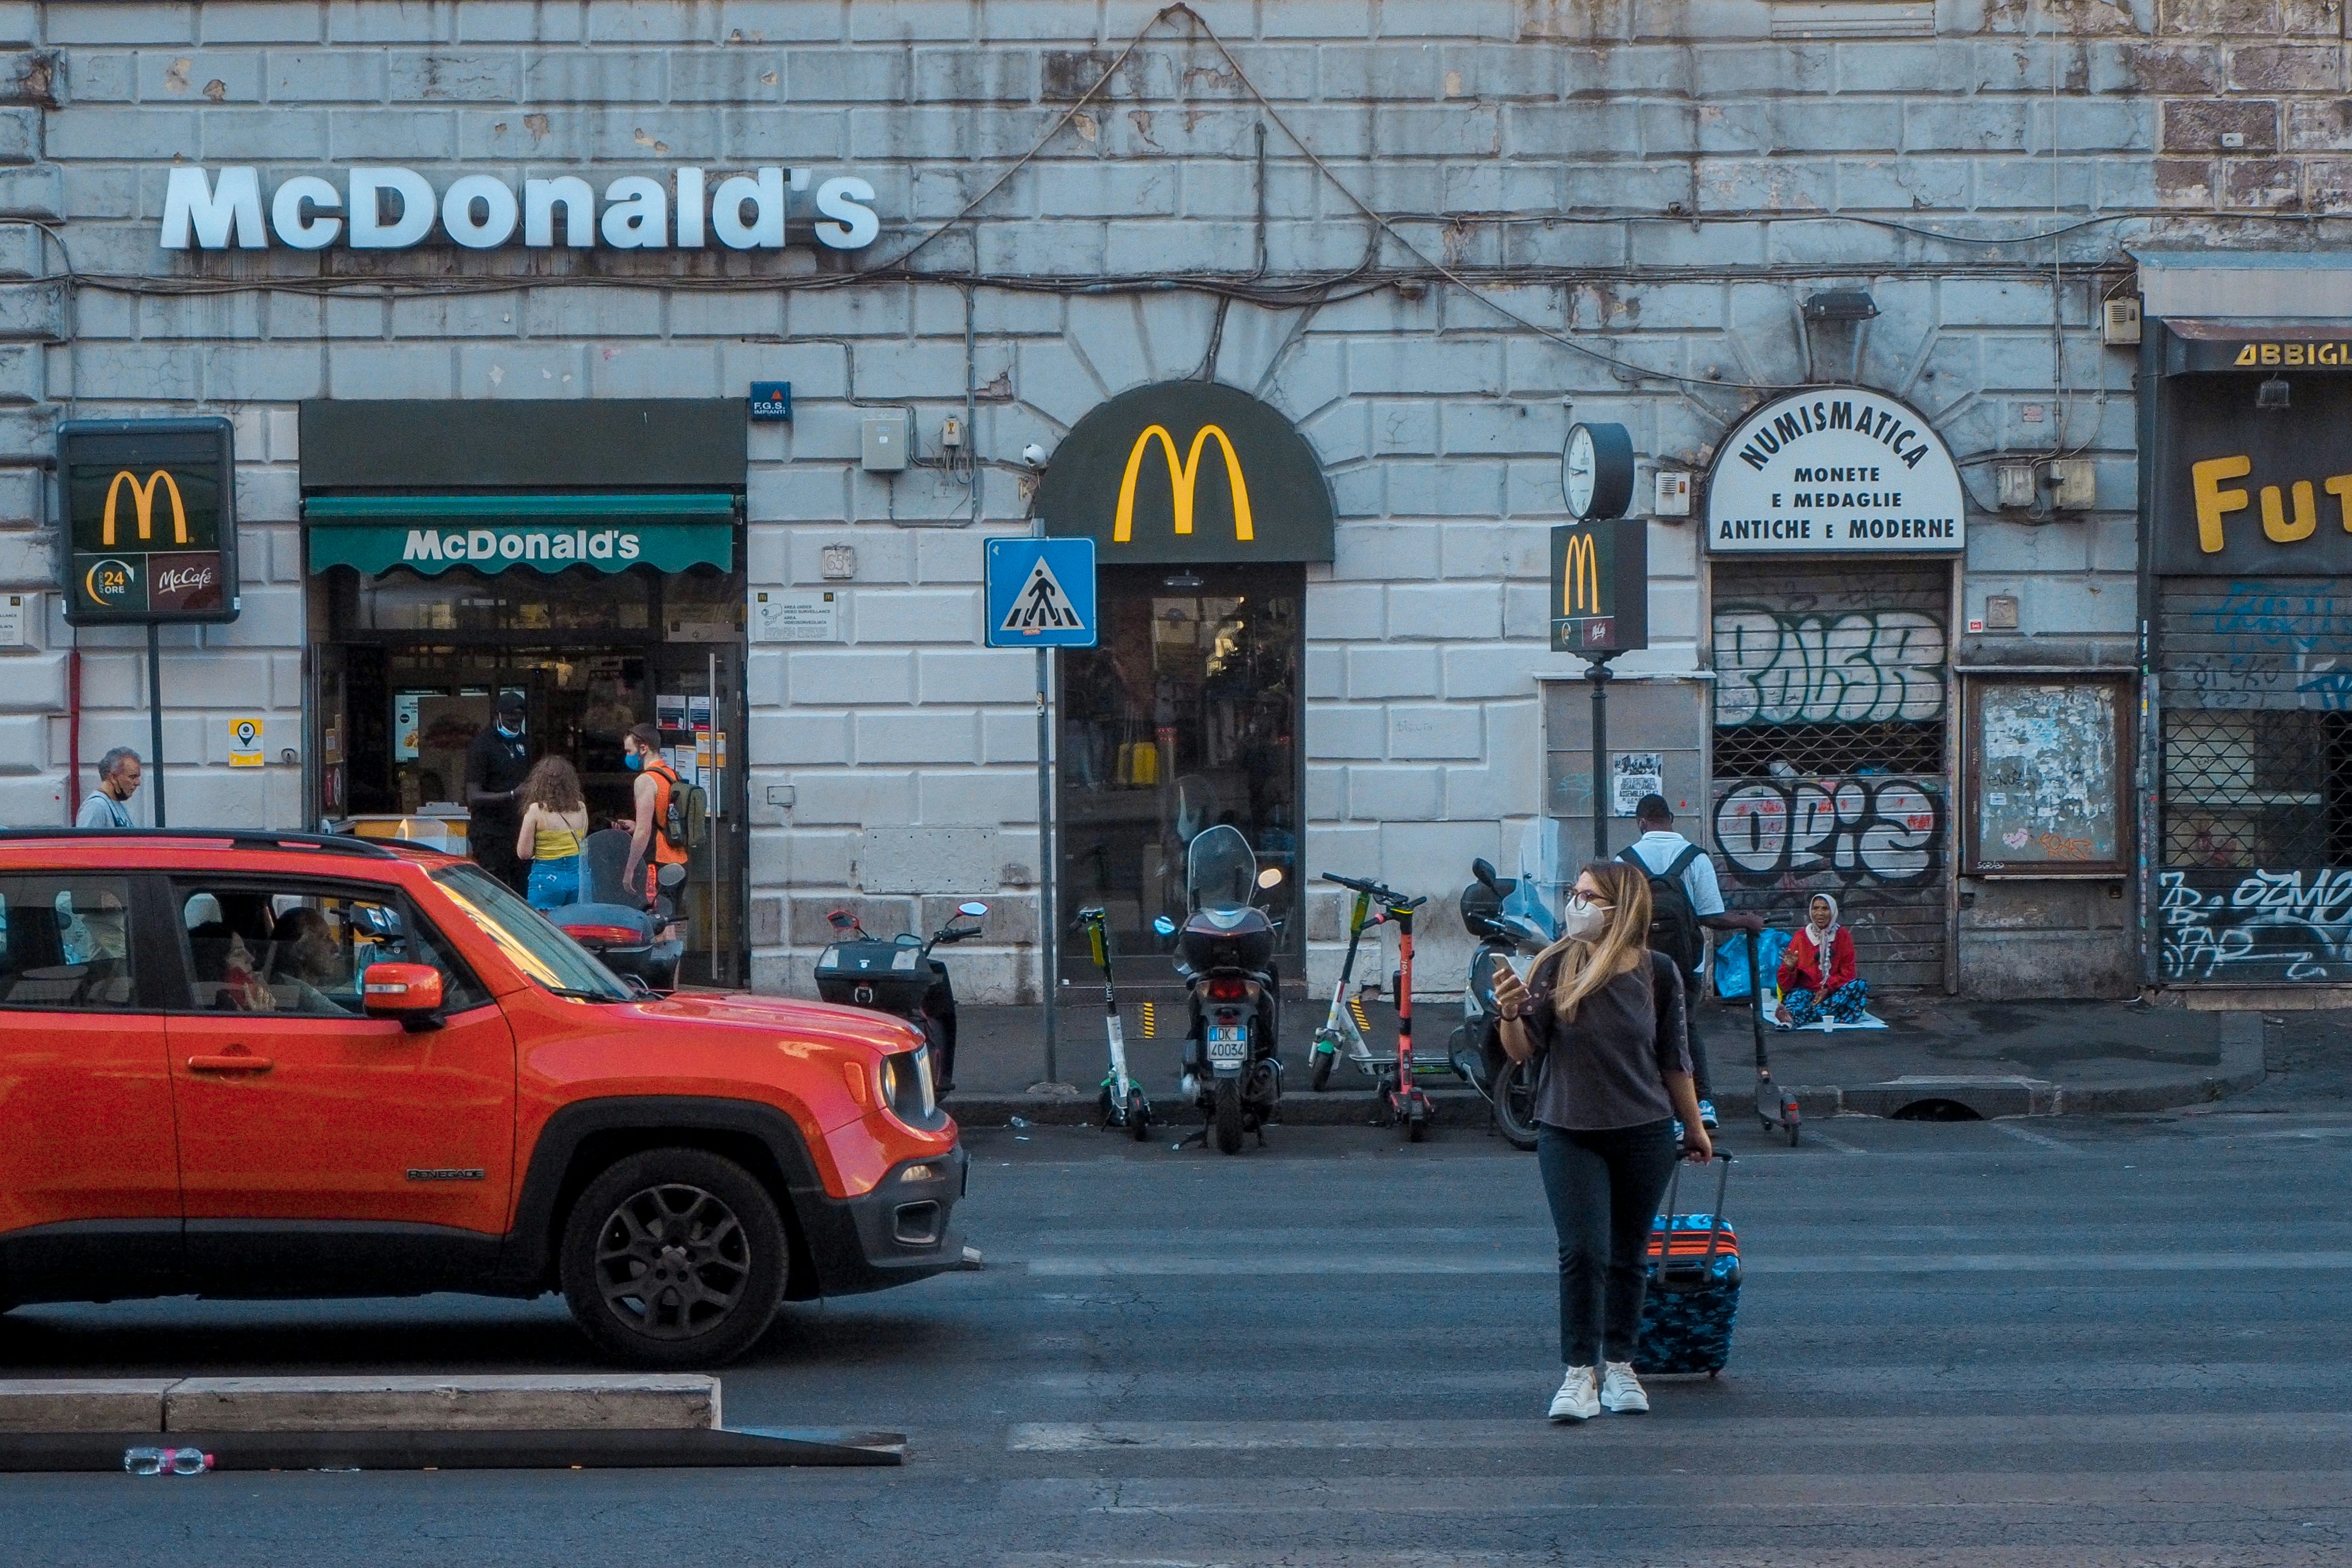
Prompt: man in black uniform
<box><xmin>463</xmin><ymin>690</ymin><xmax>532</xmax><ymax>894</ymax></box>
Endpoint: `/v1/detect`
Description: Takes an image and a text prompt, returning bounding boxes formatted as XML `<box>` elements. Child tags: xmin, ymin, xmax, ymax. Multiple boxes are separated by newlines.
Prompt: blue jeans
<box><xmin>527</xmin><ymin>856</ymin><xmax>580</xmax><ymax>911</ymax></box>
<box><xmin>1784</xmin><ymin>978</ymin><xmax>1870</xmax><ymax>1025</ymax></box>
<box><xmin>1536</xmin><ymin>1119</ymin><xmax>1677</xmax><ymax>1368</ymax></box>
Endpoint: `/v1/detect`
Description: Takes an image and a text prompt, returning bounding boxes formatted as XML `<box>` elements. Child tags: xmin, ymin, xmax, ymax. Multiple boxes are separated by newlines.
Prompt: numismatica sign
<box><xmin>1706</xmin><ymin>388</ymin><xmax>1966</xmax><ymax>555</ymax></box>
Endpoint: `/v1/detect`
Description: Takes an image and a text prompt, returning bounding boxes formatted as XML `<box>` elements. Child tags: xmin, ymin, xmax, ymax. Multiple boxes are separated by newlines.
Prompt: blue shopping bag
<box><xmin>1712</xmin><ymin>927</ymin><xmax>1788</xmax><ymax>1003</ymax></box>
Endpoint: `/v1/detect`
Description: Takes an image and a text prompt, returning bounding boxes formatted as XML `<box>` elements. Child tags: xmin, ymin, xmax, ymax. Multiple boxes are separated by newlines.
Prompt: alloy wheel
<box><xmin>592</xmin><ymin>1182</ymin><xmax>752</xmax><ymax>1341</ymax></box>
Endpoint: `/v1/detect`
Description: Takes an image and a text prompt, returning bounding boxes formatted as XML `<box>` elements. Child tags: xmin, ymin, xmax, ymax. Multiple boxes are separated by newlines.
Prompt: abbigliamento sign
<box><xmin>59</xmin><ymin>418</ymin><xmax>240</xmax><ymax>626</ymax></box>
<box><xmin>1035</xmin><ymin>380</ymin><xmax>1335</xmax><ymax>565</ymax></box>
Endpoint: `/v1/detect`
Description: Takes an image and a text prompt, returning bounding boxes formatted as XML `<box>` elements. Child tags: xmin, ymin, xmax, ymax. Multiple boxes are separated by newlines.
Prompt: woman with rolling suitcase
<box><xmin>1491</xmin><ymin>859</ymin><xmax>1713</xmax><ymax>1424</ymax></box>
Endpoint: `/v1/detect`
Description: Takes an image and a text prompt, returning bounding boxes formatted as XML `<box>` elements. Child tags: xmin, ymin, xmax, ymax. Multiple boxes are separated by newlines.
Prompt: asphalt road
<box><xmin>6</xmin><ymin>1101</ymin><xmax>2351</xmax><ymax>1567</ymax></box>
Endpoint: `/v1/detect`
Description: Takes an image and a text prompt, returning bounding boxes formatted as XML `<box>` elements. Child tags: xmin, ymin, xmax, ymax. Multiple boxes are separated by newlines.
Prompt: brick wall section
<box><xmin>0</xmin><ymin>0</ymin><xmax>2309</xmax><ymax>997</ymax></box>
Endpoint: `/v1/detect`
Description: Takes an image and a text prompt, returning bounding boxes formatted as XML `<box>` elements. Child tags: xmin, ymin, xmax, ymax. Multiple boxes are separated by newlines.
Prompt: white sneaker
<box><xmin>1549</xmin><ymin>1365</ymin><xmax>1600</xmax><ymax>1422</ymax></box>
<box><xmin>1599</xmin><ymin>1361</ymin><xmax>1649</xmax><ymax>1414</ymax></box>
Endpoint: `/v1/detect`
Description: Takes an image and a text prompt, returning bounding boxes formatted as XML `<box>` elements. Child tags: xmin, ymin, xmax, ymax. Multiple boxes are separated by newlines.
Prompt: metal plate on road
<box><xmin>985</xmin><ymin>537</ymin><xmax>1096</xmax><ymax>648</ymax></box>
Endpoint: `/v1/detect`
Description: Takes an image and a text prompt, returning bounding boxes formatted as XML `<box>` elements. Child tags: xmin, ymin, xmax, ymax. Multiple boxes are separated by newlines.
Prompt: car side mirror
<box><xmin>362</xmin><ymin>962</ymin><xmax>444</xmax><ymax>1030</ymax></box>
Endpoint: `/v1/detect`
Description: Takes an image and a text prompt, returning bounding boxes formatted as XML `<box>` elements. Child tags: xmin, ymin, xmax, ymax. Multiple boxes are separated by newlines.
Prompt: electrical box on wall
<box><xmin>2103</xmin><ymin>297</ymin><xmax>2141</xmax><ymax>346</ymax></box>
<box><xmin>1653</xmin><ymin>470</ymin><xmax>1692</xmax><ymax>517</ymax></box>
<box><xmin>2046</xmin><ymin>458</ymin><xmax>2096</xmax><ymax>511</ymax></box>
<box><xmin>1996</xmin><ymin>464</ymin><xmax>2038</xmax><ymax>509</ymax></box>
<box><xmin>860</xmin><ymin>411</ymin><xmax>912</xmax><ymax>473</ymax></box>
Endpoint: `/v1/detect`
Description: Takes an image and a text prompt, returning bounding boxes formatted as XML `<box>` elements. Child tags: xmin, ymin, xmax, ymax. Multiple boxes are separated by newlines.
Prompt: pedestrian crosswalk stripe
<box><xmin>999</xmin><ymin>554</ymin><xmax>1087</xmax><ymax>635</ymax></box>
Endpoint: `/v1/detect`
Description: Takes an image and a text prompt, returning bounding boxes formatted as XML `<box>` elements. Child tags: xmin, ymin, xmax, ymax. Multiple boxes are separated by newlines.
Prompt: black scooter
<box><xmin>1447</xmin><ymin>856</ymin><xmax>1555</xmax><ymax>1152</ymax></box>
<box><xmin>550</xmin><ymin>828</ymin><xmax>687</xmax><ymax>993</ymax></box>
<box><xmin>814</xmin><ymin>900</ymin><xmax>987</xmax><ymax>1092</ymax></box>
<box><xmin>1152</xmin><ymin>824</ymin><xmax>1285</xmax><ymax>1155</ymax></box>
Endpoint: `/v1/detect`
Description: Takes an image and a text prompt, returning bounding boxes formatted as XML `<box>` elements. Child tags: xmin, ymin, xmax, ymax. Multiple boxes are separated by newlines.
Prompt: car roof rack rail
<box><xmin>0</xmin><ymin>828</ymin><xmax>401</xmax><ymax>860</ymax></box>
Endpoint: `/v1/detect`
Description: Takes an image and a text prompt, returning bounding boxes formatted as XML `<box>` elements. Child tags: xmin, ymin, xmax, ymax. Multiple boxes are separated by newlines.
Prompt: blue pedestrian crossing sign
<box><xmin>986</xmin><ymin>537</ymin><xmax>1097</xmax><ymax>648</ymax></box>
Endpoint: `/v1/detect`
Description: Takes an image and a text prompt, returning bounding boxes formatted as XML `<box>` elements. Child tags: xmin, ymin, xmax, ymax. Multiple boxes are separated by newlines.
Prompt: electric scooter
<box><xmin>1746</xmin><ymin>930</ymin><xmax>1802</xmax><ymax>1146</ymax></box>
<box><xmin>1307</xmin><ymin>880</ymin><xmax>1389</xmax><ymax>1091</ymax></box>
<box><xmin>1320</xmin><ymin>872</ymin><xmax>1431</xmax><ymax>1141</ymax></box>
<box><xmin>1077</xmin><ymin>906</ymin><xmax>1151</xmax><ymax>1140</ymax></box>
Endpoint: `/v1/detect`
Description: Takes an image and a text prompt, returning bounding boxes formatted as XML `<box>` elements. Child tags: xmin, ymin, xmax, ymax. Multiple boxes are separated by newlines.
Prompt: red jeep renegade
<box><xmin>0</xmin><ymin>829</ymin><xmax>968</xmax><ymax>1367</ymax></box>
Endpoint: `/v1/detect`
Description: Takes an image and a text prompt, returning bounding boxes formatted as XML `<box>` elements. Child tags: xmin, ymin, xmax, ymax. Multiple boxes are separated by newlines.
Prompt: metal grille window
<box><xmin>2155</xmin><ymin>579</ymin><xmax>2352</xmax><ymax>986</ymax></box>
<box><xmin>1710</xmin><ymin>564</ymin><xmax>1951</xmax><ymax>991</ymax></box>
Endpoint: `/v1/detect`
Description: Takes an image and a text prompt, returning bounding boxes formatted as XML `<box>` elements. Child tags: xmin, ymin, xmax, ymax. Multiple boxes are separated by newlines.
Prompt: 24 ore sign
<box><xmin>60</xmin><ymin>418</ymin><xmax>240</xmax><ymax>625</ymax></box>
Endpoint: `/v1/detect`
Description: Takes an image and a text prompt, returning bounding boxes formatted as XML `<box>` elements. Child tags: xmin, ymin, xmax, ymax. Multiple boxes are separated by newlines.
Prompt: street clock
<box><xmin>1561</xmin><ymin>420</ymin><xmax>1636</xmax><ymax>521</ymax></box>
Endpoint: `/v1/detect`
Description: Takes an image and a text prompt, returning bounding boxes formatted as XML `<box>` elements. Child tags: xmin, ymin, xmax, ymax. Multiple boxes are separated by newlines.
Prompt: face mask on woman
<box><xmin>1560</xmin><ymin>894</ymin><xmax>1612</xmax><ymax>942</ymax></box>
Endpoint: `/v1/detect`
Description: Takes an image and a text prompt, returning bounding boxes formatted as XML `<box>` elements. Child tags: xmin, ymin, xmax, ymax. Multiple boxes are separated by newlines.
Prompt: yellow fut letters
<box><xmin>101</xmin><ymin>468</ymin><xmax>191</xmax><ymax>548</ymax></box>
<box><xmin>1561</xmin><ymin>529</ymin><xmax>1601</xmax><ymax>614</ymax></box>
<box><xmin>1113</xmin><ymin>423</ymin><xmax>1254</xmax><ymax>543</ymax></box>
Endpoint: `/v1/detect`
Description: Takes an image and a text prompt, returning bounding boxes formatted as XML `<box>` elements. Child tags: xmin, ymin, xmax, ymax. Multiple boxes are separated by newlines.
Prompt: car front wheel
<box><xmin>559</xmin><ymin>1148</ymin><xmax>790</xmax><ymax>1368</ymax></box>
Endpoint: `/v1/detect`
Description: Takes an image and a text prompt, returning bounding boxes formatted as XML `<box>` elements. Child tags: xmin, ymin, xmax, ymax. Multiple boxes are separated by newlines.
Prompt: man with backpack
<box><xmin>618</xmin><ymin>723</ymin><xmax>691</xmax><ymax>907</ymax></box>
<box><xmin>1619</xmin><ymin>794</ymin><xmax>1766</xmax><ymax>1130</ymax></box>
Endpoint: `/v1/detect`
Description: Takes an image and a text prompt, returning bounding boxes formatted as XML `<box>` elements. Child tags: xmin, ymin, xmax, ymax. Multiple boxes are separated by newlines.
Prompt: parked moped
<box><xmin>814</xmin><ymin>900</ymin><xmax>987</xmax><ymax>1093</ymax></box>
<box><xmin>1446</xmin><ymin>820</ymin><xmax>1568</xmax><ymax>1151</ymax></box>
<box><xmin>550</xmin><ymin>828</ymin><xmax>687</xmax><ymax>993</ymax></box>
<box><xmin>1152</xmin><ymin>824</ymin><xmax>1285</xmax><ymax>1155</ymax></box>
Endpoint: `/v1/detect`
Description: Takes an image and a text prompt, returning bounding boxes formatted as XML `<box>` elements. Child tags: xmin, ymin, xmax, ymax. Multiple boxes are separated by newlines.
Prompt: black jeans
<box><xmin>1536</xmin><ymin>1118</ymin><xmax>1677</xmax><ymax>1368</ymax></box>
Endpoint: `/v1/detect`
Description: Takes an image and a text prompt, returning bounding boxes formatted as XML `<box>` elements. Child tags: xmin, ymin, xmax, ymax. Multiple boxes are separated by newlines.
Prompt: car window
<box><xmin>0</xmin><ymin>874</ymin><xmax>137</xmax><ymax>1011</ymax></box>
<box><xmin>172</xmin><ymin>880</ymin><xmax>490</xmax><ymax>1017</ymax></box>
<box><xmin>429</xmin><ymin>863</ymin><xmax>633</xmax><ymax>1001</ymax></box>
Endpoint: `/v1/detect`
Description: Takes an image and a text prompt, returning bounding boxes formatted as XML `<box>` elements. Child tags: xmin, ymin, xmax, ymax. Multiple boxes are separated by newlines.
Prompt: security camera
<box><xmin>1022</xmin><ymin>443</ymin><xmax>1048</xmax><ymax>467</ymax></box>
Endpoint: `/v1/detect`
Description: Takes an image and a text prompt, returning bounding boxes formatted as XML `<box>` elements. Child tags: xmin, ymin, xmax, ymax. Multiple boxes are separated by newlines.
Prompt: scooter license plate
<box><xmin>1205</xmin><ymin>1025</ymin><xmax>1248</xmax><ymax>1065</ymax></box>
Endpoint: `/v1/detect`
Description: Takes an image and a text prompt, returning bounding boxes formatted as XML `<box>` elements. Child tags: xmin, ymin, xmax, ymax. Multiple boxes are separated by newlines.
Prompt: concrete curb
<box><xmin>0</xmin><ymin>1376</ymin><xmax>903</xmax><ymax>1470</ymax></box>
<box><xmin>946</xmin><ymin>1014</ymin><xmax>2269</xmax><ymax>1128</ymax></box>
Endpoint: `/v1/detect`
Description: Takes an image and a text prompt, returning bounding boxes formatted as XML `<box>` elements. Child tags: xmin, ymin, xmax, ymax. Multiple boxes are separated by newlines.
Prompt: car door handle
<box><xmin>187</xmin><ymin>1054</ymin><xmax>274</xmax><ymax>1073</ymax></box>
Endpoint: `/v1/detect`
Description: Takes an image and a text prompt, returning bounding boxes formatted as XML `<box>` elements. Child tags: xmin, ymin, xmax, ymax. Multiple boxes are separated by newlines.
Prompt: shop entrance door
<box><xmin>319</xmin><ymin>562</ymin><xmax>745</xmax><ymax>987</ymax></box>
<box><xmin>1057</xmin><ymin>563</ymin><xmax>1305</xmax><ymax>983</ymax></box>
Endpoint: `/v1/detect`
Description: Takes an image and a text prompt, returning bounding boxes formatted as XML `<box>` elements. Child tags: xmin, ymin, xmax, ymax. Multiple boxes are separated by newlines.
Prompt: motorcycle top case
<box><xmin>1632</xmin><ymin>1168</ymin><xmax>1740</xmax><ymax>1377</ymax></box>
<box><xmin>814</xmin><ymin>938</ymin><xmax>933</xmax><ymax>1013</ymax></box>
<box><xmin>1177</xmin><ymin>906</ymin><xmax>1277</xmax><ymax>974</ymax></box>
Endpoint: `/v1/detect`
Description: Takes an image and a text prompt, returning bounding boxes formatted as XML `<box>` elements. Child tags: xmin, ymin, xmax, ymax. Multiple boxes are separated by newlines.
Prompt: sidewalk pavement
<box><xmin>936</xmin><ymin>993</ymin><xmax>2270</xmax><ymax>1129</ymax></box>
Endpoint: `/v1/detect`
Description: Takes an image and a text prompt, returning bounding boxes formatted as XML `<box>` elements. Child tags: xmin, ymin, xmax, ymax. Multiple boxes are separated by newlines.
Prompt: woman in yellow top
<box><xmin>514</xmin><ymin>756</ymin><xmax>590</xmax><ymax>911</ymax></box>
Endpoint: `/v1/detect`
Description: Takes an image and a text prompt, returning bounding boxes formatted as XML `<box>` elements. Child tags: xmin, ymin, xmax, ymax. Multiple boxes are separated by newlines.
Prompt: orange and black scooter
<box><xmin>1321</xmin><ymin>873</ymin><xmax>1433</xmax><ymax>1141</ymax></box>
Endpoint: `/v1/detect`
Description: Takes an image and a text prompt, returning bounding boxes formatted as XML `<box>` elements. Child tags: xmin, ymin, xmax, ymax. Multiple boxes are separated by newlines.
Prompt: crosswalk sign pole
<box><xmin>1033</xmin><ymin>519</ymin><xmax>1060</xmax><ymax>1089</ymax></box>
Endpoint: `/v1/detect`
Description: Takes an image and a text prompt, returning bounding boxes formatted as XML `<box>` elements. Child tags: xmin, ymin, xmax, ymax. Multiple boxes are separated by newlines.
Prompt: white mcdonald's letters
<box><xmin>164</xmin><ymin>165</ymin><xmax>880</xmax><ymax>253</ymax></box>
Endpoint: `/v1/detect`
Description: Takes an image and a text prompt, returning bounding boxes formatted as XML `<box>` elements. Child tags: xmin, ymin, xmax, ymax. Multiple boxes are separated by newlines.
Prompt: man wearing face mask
<box><xmin>463</xmin><ymin>691</ymin><xmax>533</xmax><ymax>895</ymax></box>
<box><xmin>616</xmin><ymin>723</ymin><xmax>690</xmax><ymax>908</ymax></box>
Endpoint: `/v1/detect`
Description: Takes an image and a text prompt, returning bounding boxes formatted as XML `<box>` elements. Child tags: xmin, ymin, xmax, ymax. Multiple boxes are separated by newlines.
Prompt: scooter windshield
<box><xmin>1501</xmin><ymin>817</ymin><xmax>1568</xmax><ymax>942</ymax></box>
<box><xmin>1185</xmin><ymin>824</ymin><xmax>1258</xmax><ymax>913</ymax></box>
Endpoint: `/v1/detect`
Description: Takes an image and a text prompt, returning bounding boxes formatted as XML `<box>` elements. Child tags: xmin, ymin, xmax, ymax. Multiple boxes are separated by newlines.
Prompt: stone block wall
<box><xmin>0</xmin><ymin>0</ymin><xmax>2334</xmax><ymax>998</ymax></box>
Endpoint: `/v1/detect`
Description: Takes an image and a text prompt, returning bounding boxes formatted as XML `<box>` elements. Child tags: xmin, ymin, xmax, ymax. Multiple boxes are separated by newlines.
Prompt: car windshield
<box><xmin>430</xmin><ymin>863</ymin><xmax>634</xmax><ymax>1002</ymax></box>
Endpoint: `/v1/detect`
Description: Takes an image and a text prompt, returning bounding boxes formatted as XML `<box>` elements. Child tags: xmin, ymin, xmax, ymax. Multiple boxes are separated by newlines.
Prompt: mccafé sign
<box><xmin>162</xmin><ymin>164</ymin><xmax>880</xmax><ymax>252</ymax></box>
<box><xmin>60</xmin><ymin>418</ymin><xmax>240</xmax><ymax>626</ymax></box>
<box><xmin>1035</xmin><ymin>380</ymin><xmax>1335</xmax><ymax>565</ymax></box>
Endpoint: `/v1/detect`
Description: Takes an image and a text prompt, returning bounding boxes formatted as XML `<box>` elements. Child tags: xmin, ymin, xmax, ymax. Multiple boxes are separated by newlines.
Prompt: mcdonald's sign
<box><xmin>1550</xmin><ymin>519</ymin><xmax>1648</xmax><ymax>655</ymax></box>
<box><xmin>60</xmin><ymin>417</ymin><xmax>240</xmax><ymax>626</ymax></box>
<box><xmin>1036</xmin><ymin>380</ymin><xmax>1334</xmax><ymax>565</ymax></box>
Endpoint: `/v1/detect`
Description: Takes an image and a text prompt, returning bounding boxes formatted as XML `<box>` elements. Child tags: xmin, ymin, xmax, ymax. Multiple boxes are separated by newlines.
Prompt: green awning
<box><xmin>304</xmin><ymin>493</ymin><xmax>735</xmax><ymax>576</ymax></box>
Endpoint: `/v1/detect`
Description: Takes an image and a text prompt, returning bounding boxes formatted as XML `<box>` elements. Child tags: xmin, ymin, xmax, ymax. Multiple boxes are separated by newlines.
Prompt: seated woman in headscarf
<box><xmin>1774</xmin><ymin>894</ymin><xmax>1869</xmax><ymax>1027</ymax></box>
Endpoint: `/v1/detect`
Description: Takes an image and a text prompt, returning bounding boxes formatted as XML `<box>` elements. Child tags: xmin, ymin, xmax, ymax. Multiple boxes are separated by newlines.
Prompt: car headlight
<box><xmin>876</xmin><ymin>1049</ymin><xmax>939</xmax><ymax>1125</ymax></box>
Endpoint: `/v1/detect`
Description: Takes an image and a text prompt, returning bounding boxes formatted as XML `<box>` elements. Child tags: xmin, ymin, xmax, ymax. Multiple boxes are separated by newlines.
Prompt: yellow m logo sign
<box><xmin>1561</xmin><ymin>530</ymin><xmax>1601</xmax><ymax>614</ymax></box>
<box><xmin>1114</xmin><ymin>424</ymin><xmax>1254</xmax><ymax>544</ymax></box>
<box><xmin>102</xmin><ymin>469</ymin><xmax>190</xmax><ymax>549</ymax></box>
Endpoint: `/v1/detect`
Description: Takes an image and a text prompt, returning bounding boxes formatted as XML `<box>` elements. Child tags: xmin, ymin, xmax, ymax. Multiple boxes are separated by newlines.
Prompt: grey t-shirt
<box><xmin>76</xmin><ymin>791</ymin><xmax>132</xmax><ymax>829</ymax></box>
<box><xmin>1524</xmin><ymin>950</ymin><xmax>1692</xmax><ymax>1133</ymax></box>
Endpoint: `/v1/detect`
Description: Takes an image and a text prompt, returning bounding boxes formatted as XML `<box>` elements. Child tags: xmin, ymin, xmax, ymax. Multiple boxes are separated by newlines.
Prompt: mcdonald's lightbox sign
<box><xmin>59</xmin><ymin>417</ymin><xmax>240</xmax><ymax>626</ymax></box>
<box><xmin>1033</xmin><ymin>380</ymin><xmax>1335</xmax><ymax>565</ymax></box>
<box><xmin>1550</xmin><ymin>519</ymin><xmax>1648</xmax><ymax>656</ymax></box>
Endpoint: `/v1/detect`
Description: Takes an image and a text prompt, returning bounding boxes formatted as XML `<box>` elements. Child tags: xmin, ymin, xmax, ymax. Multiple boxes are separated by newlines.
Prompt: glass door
<box><xmin>647</xmin><ymin>643</ymin><xmax>745</xmax><ymax>987</ymax></box>
<box><xmin>1057</xmin><ymin>562</ymin><xmax>1304</xmax><ymax>979</ymax></box>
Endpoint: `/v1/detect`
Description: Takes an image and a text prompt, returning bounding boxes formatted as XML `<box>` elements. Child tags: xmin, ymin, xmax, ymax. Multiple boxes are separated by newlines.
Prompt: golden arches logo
<box><xmin>101</xmin><ymin>469</ymin><xmax>190</xmax><ymax>549</ymax></box>
<box><xmin>1561</xmin><ymin>530</ymin><xmax>1602</xmax><ymax>614</ymax></box>
<box><xmin>1114</xmin><ymin>424</ymin><xmax>1254</xmax><ymax>544</ymax></box>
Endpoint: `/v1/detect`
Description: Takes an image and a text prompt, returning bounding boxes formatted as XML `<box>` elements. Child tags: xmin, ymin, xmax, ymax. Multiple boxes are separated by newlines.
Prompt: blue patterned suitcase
<box><xmin>1632</xmin><ymin>1155</ymin><xmax>1740</xmax><ymax>1376</ymax></box>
